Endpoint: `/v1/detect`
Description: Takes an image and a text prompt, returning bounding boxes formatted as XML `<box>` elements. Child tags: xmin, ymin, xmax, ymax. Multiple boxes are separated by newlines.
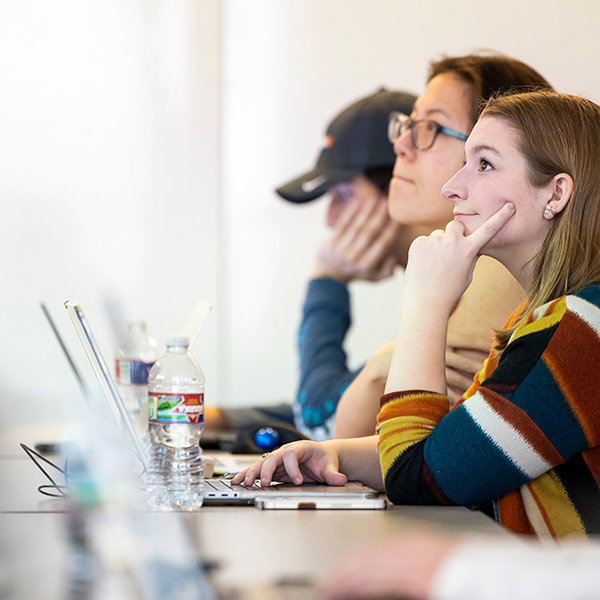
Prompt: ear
<box><xmin>545</xmin><ymin>173</ymin><xmax>573</xmax><ymax>216</ymax></box>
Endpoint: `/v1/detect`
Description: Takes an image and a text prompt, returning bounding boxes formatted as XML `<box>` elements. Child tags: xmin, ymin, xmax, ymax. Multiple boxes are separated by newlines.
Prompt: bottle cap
<box><xmin>165</xmin><ymin>336</ymin><xmax>190</xmax><ymax>348</ymax></box>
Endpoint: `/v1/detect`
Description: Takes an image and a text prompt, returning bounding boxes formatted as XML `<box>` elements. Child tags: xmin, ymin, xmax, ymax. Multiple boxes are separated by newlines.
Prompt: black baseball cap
<box><xmin>276</xmin><ymin>88</ymin><xmax>416</xmax><ymax>203</ymax></box>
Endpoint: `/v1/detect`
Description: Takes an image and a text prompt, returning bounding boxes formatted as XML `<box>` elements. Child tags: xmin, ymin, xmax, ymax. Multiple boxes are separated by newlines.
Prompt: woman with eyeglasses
<box><xmin>334</xmin><ymin>53</ymin><xmax>550</xmax><ymax>438</ymax></box>
<box><xmin>231</xmin><ymin>56</ymin><xmax>600</xmax><ymax>540</ymax></box>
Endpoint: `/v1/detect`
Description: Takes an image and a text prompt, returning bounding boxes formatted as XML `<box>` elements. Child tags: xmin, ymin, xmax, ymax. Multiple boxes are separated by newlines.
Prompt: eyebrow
<box><xmin>411</xmin><ymin>106</ymin><xmax>453</xmax><ymax>121</ymax></box>
<box><xmin>469</xmin><ymin>143</ymin><xmax>501</xmax><ymax>156</ymax></box>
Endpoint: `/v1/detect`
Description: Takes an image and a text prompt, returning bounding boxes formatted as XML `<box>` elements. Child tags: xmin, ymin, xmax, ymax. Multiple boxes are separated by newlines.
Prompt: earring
<box><xmin>544</xmin><ymin>204</ymin><xmax>557</xmax><ymax>218</ymax></box>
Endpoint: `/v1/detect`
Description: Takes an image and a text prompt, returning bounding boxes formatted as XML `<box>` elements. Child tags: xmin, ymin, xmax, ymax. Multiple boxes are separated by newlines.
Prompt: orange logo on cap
<box><xmin>323</xmin><ymin>135</ymin><xmax>334</xmax><ymax>149</ymax></box>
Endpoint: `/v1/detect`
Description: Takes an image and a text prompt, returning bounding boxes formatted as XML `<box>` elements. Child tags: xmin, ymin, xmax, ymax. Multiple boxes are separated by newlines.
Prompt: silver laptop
<box><xmin>63</xmin><ymin>300</ymin><xmax>385</xmax><ymax>508</ymax></box>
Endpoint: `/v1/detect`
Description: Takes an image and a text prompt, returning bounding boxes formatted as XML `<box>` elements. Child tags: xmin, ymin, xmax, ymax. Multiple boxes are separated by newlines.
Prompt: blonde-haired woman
<box><xmin>376</xmin><ymin>90</ymin><xmax>600</xmax><ymax>537</ymax></box>
<box><xmin>233</xmin><ymin>90</ymin><xmax>600</xmax><ymax>538</ymax></box>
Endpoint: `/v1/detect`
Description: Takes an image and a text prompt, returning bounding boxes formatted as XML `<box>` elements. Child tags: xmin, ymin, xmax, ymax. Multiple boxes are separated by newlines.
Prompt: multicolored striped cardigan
<box><xmin>377</xmin><ymin>284</ymin><xmax>600</xmax><ymax>538</ymax></box>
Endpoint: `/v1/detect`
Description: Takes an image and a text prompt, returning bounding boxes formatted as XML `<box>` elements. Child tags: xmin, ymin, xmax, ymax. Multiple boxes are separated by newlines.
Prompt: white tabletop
<box><xmin>1</xmin><ymin>429</ymin><xmax>512</xmax><ymax>599</ymax></box>
<box><xmin>1</xmin><ymin>494</ymin><xmax>509</xmax><ymax>599</ymax></box>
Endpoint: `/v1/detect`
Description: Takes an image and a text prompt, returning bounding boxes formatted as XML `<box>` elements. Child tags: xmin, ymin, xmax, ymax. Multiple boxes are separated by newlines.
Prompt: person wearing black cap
<box><xmin>276</xmin><ymin>89</ymin><xmax>418</xmax><ymax>440</ymax></box>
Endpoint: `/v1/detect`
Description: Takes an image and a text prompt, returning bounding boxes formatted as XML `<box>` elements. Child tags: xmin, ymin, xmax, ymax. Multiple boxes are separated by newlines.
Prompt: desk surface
<box><xmin>2</xmin><ymin>505</ymin><xmax>507</xmax><ymax>599</ymax></box>
<box><xmin>1</xmin><ymin>450</ymin><xmax>511</xmax><ymax>599</ymax></box>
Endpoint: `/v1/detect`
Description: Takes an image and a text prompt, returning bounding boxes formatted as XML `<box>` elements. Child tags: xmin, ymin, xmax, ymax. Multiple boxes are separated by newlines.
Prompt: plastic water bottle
<box><xmin>114</xmin><ymin>321</ymin><xmax>158</xmax><ymax>428</ymax></box>
<box><xmin>146</xmin><ymin>336</ymin><xmax>205</xmax><ymax>510</ymax></box>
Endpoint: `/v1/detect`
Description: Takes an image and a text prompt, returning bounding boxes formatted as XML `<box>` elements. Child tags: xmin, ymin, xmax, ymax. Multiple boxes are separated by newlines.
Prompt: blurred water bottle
<box><xmin>114</xmin><ymin>321</ymin><xmax>158</xmax><ymax>426</ymax></box>
<box><xmin>146</xmin><ymin>336</ymin><xmax>204</xmax><ymax>510</ymax></box>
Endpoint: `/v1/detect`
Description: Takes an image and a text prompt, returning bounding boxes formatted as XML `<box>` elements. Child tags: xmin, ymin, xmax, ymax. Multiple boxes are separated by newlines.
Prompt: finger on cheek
<box><xmin>498</xmin><ymin>201</ymin><xmax>516</xmax><ymax>222</ymax></box>
<box><xmin>491</xmin><ymin>201</ymin><xmax>516</xmax><ymax>231</ymax></box>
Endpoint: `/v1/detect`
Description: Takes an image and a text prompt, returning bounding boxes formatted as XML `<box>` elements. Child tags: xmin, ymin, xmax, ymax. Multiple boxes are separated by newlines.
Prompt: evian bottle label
<box><xmin>148</xmin><ymin>392</ymin><xmax>204</xmax><ymax>424</ymax></box>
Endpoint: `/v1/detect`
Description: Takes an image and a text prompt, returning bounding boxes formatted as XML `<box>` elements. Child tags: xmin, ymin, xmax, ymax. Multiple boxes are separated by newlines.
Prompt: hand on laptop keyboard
<box><xmin>230</xmin><ymin>440</ymin><xmax>348</xmax><ymax>488</ymax></box>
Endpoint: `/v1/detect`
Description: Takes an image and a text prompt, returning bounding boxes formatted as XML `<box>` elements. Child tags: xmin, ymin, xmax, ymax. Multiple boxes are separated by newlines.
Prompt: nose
<box><xmin>441</xmin><ymin>168</ymin><xmax>466</xmax><ymax>204</ymax></box>
<box><xmin>393</xmin><ymin>127</ymin><xmax>415</xmax><ymax>159</ymax></box>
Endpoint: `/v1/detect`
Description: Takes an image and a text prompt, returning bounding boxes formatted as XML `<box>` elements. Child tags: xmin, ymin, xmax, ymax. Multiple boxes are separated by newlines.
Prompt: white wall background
<box><xmin>0</xmin><ymin>0</ymin><xmax>221</xmax><ymax>437</ymax></box>
<box><xmin>1</xmin><ymin>0</ymin><xmax>599</xmax><ymax>439</ymax></box>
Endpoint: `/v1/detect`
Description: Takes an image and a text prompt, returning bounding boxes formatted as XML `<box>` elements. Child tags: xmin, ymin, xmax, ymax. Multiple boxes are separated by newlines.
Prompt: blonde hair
<box><xmin>482</xmin><ymin>91</ymin><xmax>600</xmax><ymax>350</ymax></box>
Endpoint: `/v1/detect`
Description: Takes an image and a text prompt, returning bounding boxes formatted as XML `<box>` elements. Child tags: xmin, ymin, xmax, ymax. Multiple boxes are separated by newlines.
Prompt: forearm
<box><xmin>296</xmin><ymin>278</ymin><xmax>353</xmax><ymax>433</ymax></box>
<box><xmin>385</xmin><ymin>297</ymin><xmax>450</xmax><ymax>395</ymax></box>
<box><xmin>384</xmin><ymin>219</ymin><xmax>510</xmax><ymax>396</ymax></box>
<box><xmin>378</xmin><ymin>292</ymin><xmax>452</xmax><ymax>502</ymax></box>
<box><xmin>325</xmin><ymin>435</ymin><xmax>384</xmax><ymax>491</ymax></box>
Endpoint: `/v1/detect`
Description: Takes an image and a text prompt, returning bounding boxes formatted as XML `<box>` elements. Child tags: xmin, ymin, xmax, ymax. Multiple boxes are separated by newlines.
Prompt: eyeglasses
<box><xmin>388</xmin><ymin>111</ymin><xmax>468</xmax><ymax>151</ymax></box>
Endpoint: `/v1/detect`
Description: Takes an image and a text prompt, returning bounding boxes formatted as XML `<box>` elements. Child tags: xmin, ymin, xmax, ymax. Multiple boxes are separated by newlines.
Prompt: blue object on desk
<box><xmin>230</xmin><ymin>422</ymin><xmax>309</xmax><ymax>453</ymax></box>
<box><xmin>253</xmin><ymin>427</ymin><xmax>281</xmax><ymax>451</ymax></box>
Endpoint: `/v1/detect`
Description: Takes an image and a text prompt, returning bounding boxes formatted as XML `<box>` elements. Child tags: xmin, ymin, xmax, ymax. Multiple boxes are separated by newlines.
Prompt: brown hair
<box><xmin>428</xmin><ymin>52</ymin><xmax>553</xmax><ymax>126</ymax></box>
<box><xmin>480</xmin><ymin>91</ymin><xmax>600</xmax><ymax>350</ymax></box>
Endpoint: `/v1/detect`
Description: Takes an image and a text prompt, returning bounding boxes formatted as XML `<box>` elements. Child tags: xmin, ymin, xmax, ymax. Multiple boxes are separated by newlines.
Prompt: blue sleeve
<box><xmin>294</xmin><ymin>278</ymin><xmax>363</xmax><ymax>440</ymax></box>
